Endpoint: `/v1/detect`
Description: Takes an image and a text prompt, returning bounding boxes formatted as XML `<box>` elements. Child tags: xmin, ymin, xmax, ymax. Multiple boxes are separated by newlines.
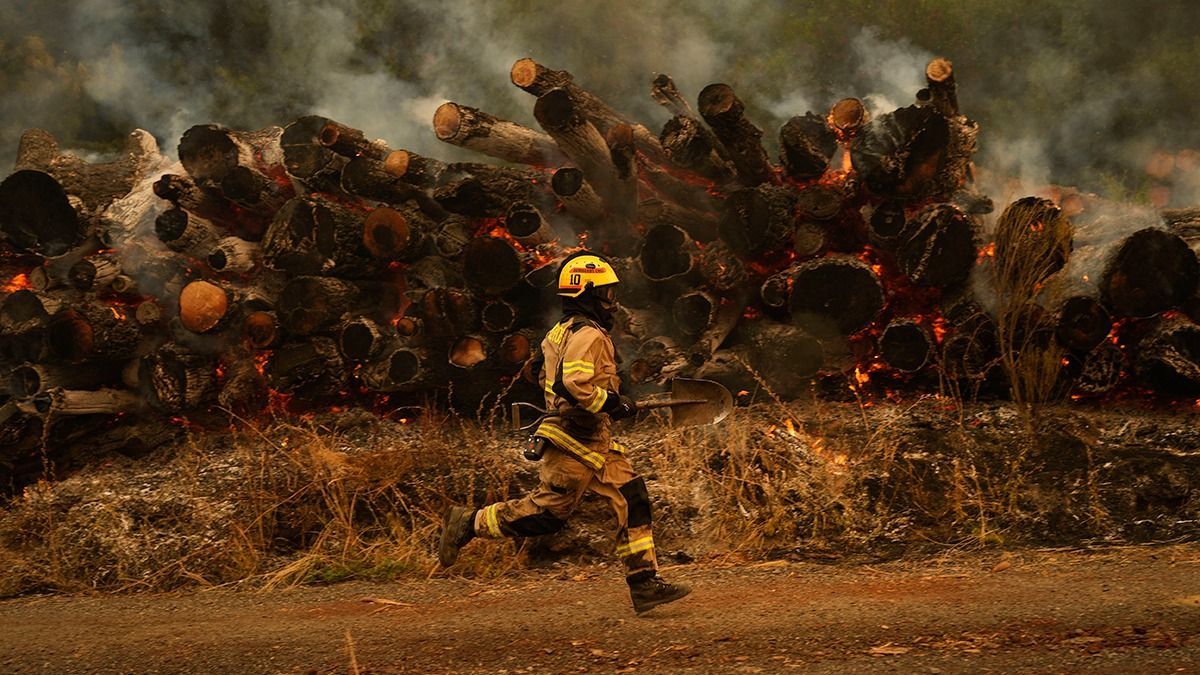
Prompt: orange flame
<box><xmin>2</xmin><ymin>273</ymin><xmax>31</xmax><ymax>293</ymax></box>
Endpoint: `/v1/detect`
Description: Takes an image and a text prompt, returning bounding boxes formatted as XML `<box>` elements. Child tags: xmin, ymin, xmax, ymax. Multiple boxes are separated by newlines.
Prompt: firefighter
<box><xmin>438</xmin><ymin>251</ymin><xmax>691</xmax><ymax>614</ymax></box>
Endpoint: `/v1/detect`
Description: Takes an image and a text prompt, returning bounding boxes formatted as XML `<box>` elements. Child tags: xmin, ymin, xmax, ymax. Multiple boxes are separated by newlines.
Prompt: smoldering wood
<box><xmin>208</xmin><ymin>237</ymin><xmax>260</xmax><ymax>274</ymax></box>
<box><xmin>897</xmin><ymin>203</ymin><xmax>978</xmax><ymax>290</ymax></box>
<box><xmin>1074</xmin><ymin>342</ymin><xmax>1123</xmax><ymax>396</ymax></box>
<box><xmin>15</xmin><ymin>128</ymin><xmax>160</xmax><ymax>215</ymax></box>
<box><xmin>505</xmin><ymin>201</ymin><xmax>556</xmax><ymax>245</ymax></box>
<box><xmin>686</xmin><ymin>293</ymin><xmax>745</xmax><ymax>366</ymax></box>
<box><xmin>263</xmin><ymin>196</ymin><xmax>383</xmax><ymax>276</ymax></box>
<box><xmin>277</xmin><ymin>276</ymin><xmax>365</xmax><ymax>335</ymax></box>
<box><xmin>317</xmin><ymin>120</ymin><xmax>390</xmax><ymax>161</ymax></box>
<box><xmin>672</xmin><ymin>290</ymin><xmax>716</xmax><ymax>337</ymax></box>
<box><xmin>434</xmin><ymin>102</ymin><xmax>566</xmax><ymax>167</ymax></box>
<box><xmin>829</xmin><ymin>98</ymin><xmax>868</xmax><ymax>135</ymax></box>
<box><xmin>779</xmin><ymin>113</ymin><xmax>837</xmax><ymax>181</ymax></box>
<box><xmin>865</xmin><ymin>201</ymin><xmax>907</xmax><ymax>249</ymax></box>
<box><xmin>510</xmin><ymin>57</ymin><xmax>666</xmax><ymax>162</ymax></box>
<box><xmin>1134</xmin><ymin>315</ymin><xmax>1200</xmax><ymax>395</ymax></box>
<box><xmin>219</xmin><ymin>165</ymin><xmax>292</xmax><ymax>218</ymax></box>
<box><xmin>1054</xmin><ymin>296</ymin><xmax>1111</xmax><ymax>353</ymax></box>
<box><xmin>851</xmin><ymin>104</ymin><xmax>976</xmax><ymax>202</ymax></box>
<box><xmin>266</xmin><ymin>337</ymin><xmax>349</xmax><ymax>398</ymax></box>
<box><xmin>46</xmin><ymin>302</ymin><xmax>141</xmax><ymax>362</ymax></box>
<box><xmin>697</xmin><ymin>241</ymin><xmax>748</xmax><ymax>292</ymax></box>
<box><xmin>650</xmin><ymin>74</ymin><xmax>696</xmax><ymax>118</ymax></box>
<box><xmin>217</xmin><ymin>346</ymin><xmax>269</xmax><ymax>414</ymax></box>
<box><xmin>134</xmin><ymin>299</ymin><xmax>164</xmax><ymax>327</ymax></box>
<box><xmin>462</xmin><ymin>236</ymin><xmax>526</xmax><ymax>294</ymax></box>
<box><xmin>605</xmin><ymin>123</ymin><xmax>640</xmax><ymax>225</ymax></box>
<box><xmin>383</xmin><ymin>149</ymin><xmax>447</xmax><ymax>190</ymax></box>
<box><xmin>925</xmin><ymin>57</ymin><xmax>959</xmax><ymax>118</ymax></box>
<box><xmin>139</xmin><ymin>343</ymin><xmax>217</xmax><ymax>412</ymax></box>
<box><xmin>640</xmin><ymin>224</ymin><xmax>697</xmax><ymax>283</ymax></box>
<box><xmin>719</xmin><ymin>184</ymin><xmax>797</xmax><ymax>256</ymax></box>
<box><xmin>880</xmin><ymin>318</ymin><xmax>935</xmax><ymax>372</ymax></box>
<box><xmin>433</xmin><ymin>215</ymin><xmax>475</xmax><ymax>258</ymax></box>
<box><xmin>281</xmin><ymin>116</ymin><xmax>348</xmax><ymax>188</ymax></box>
<box><xmin>795</xmin><ymin>184</ymin><xmax>845</xmax><ymax>221</ymax></box>
<box><xmin>340</xmin><ymin>155</ymin><xmax>443</xmax><ymax>219</ymax></box>
<box><xmin>789</xmin><ymin>256</ymin><xmax>885</xmax><ymax>336</ymax></box>
<box><xmin>32</xmin><ymin>387</ymin><xmax>145</xmax><ymax>416</ymax></box>
<box><xmin>499</xmin><ymin>328</ymin><xmax>540</xmax><ymax>370</ymax></box>
<box><xmin>178</xmin><ymin>124</ymin><xmax>284</xmax><ymax>188</ymax></box>
<box><xmin>533</xmin><ymin>88</ymin><xmax>629</xmax><ymax>219</ymax></box>
<box><xmin>67</xmin><ymin>253</ymin><xmax>121</xmax><ymax>292</ymax></box>
<box><xmin>433</xmin><ymin>163</ymin><xmax>546</xmax><ymax>218</ymax></box>
<box><xmin>792</xmin><ymin>221</ymin><xmax>827</xmax><ymax>259</ymax></box>
<box><xmin>449</xmin><ymin>334</ymin><xmax>496</xmax><ymax>370</ymax></box>
<box><xmin>481</xmin><ymin>298</ymin><xmax>521</xmax><ymax>334</ymax></box>
<box><xmin>338</xmin><ymin>317</ymin><xmax>397</xmax><ymax>362</ymax></box>
<box><xmin>361</xmin><ymin>205</ymin><xmax>432</xmax><ymax>263</ymax></box>
<box><xmin>637</xmin><ymin>197</ymin><xmax>720</xmax><ymax>243</ymax></box>
<box><xmin>740</xmin><ymin>321</ymin><xmax>824</xmax><ymax>392</ymax></box>
<box><xmin>243</xmin><ymin>310</ymin><xmax>280</xmax><ymax>349</ymax></box>
<box><xmin>0</xmin><ymin>170</ymin><xmax>87</xmax><ymax>257</ymax></box>
<box><xmin>698</xmin><ymin>83</ymin><xmax>774</xmax><ymax>186</ymax></box>
<box><xmin>361</xmin><ymin>345</ymin><xmax>438</xmax><ymax>392</ymax></box>
<box><xmin>659</xmin><ymin>115</ymin><xmax>734</xmax><ymax>184</ymax></box>
<box><xmin>1100</xmin><ymin>227</ymin><xmax>1199</xmax><ymax>318</ymax></box>
<box><xmin>153</xmin><ymin>174</ymin><xmax>265</xmax><ymax>236</ymax></box>
<box><xmin>551</xmin><ymin>167</ymin><xmax>606</xmax><ymax>225</ymax></box>
<box><xmin>416</xmin><ymin>288</ymin><xmax>478</xmax><ymax>338</ymax></box>
<box><xmin>7</xmin><ymin>362</ymin><xmax>123</xmax><ymax>398</ymax></box>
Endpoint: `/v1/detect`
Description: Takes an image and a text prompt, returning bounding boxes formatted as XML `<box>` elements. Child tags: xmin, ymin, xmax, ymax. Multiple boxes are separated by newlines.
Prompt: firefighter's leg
<box><xmin>473</xmin><ymin>446</ymin><xmax>592</xmax><ymax>539</ymax></box>
<box><xmin>588</xmin><ymin>452</ymin><xmax>659</xmax><ymax>582</ymax></box>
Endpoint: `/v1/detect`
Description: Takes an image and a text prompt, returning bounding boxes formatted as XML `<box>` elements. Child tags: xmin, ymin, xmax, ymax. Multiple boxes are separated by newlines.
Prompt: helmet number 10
<box><xmin>569</xmin><ymin>273</ymin><xmax>582</xmax><ymax>286</ymax></box>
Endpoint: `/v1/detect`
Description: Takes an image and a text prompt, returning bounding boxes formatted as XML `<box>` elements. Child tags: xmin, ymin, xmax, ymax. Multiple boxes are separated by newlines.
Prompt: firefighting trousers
<box><xmin>472</xmin><ymin>445</ymin><xmax>658</xmax><ymax>580</ymax></box>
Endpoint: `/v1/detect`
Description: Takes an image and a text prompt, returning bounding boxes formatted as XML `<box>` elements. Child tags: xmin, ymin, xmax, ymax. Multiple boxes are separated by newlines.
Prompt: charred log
<box><xmin>505</xmin><ymin>201</ymin><xmax>557</xmax><ymax>245</ymax></box>
<box><xmin>1074</xmin><ymin>342</ymin><xmax>1123</xmax><ymax>396</ymax></box>
<box><xmin>880</xmin><ymin>318</ymin><xmax>935</xmax><ymax>372</ymax></box>
<box><xmin>217</xmin><ymin>347</ymin><xmax>269</xmax><ymax>414</ymax></box>
<box><xmin>47</xmin><ymin>303</ymin><xmax>141</xmax><ymax>362</ymax></box>
<box><xmin>481</xmin><ymin>299</ymin><xmax>521</xmax><ymax>334</ymax></box>
<box><xmin>533</xmin><ymin>88</ymin><xmax>631</xmax><ymax>220</ymax></box>
<box><xmin>67</xmin><ymin>253</ymin><xmax>120</xmax><ymax>292</ymax></box>
<box><xmin>208</xmin><ymin>237</ymin><xmax>260</xmax><ymax>274</ymax></box>
<box><xmin>898</xmin><ymin>203</ymin><xmax>978</xmax><ymax>290</ymax></box>
<box><xmin>740</xmin><ymin>321</ymin><xmax>824</xmax><ymax>392</ymax></box>
<box><xmin>851</xmin><ymin>104</ymin><xmax>975</xmax><ymax>202</ymax></box>
<box><xmin>432</xmin><ymin>215</ymin><xmax>475</xmax><ymax>259</ymax></box>
<box><xmin>779</xmin><ymin>113</ymin><xmax>837</xmax><ymax>181</ymax></box>
<box><xmin>433</xmin><ymin>164</ymin><xmax>545</xmax><ymax>218</ymax></box>
<box><xmin>865</xmin><ymin>202</ymin><xmax>907</xmax><ymax>249</ymax></box>
<box><xmin>551</xmin><ymin>167</ymin><xmax>606</xmax><ymax>225</ymax></box>
<box><xmin>263</xmin><ymin>196</ymin><xmax>383</xmax><ymax>276</ymax></box>
<box><xmin>697</xmin><ymin>241</ymin><xmax>748</xmax><ymax>292</ymax></box>
<box><xmin>154</xmin><ymin>207</ymin><xmax>219</xmax><ymax>257</ymax></box>
<box><xmin>0</xmin><ymin>170</ymin><xmax>86</xmax><ymax>256</ymax></box>
<box><xmin>266</xmin><ymin>337</ymin><xmax>348</xmax><ymax>398</ymax></box>
<box><xmin>449</xmin><ymin>335</ymin><xmax>493</xmax><ymax>370</ymax></box>
<box><xmin>7</xmin><ymin>362</ymin><xmax>122</xmax><ymax>398</ymax></box>
<box><xmin>1135</xmin><ymin>316</ymin><xmax>1200</xmax><ymax>395</ymax></box>
<box><xmin>658</xmin><ymin>115</ymin><xmax>734</xmax><ymax>184</ymax></box>
<box><xmin>650</xmin><ymin>74</ymin><xmax>696</xmax><ymax>118</ymax></box>
<box><xmin>434</xmin><ymin>102</ymin><xmax>565</xmax><ymax>167</ymax></box>
<box><xmin>338</xmin><ymin>317</ymin><xmax>396</xmax><ymax>363</ymax></box>
<box><xmin>462</xmin><ymin>237</ymin><xmax>525</xmax><ymax>294</ymax></box>
<box><xmin>382</xmin><ymin>149</ymin><xmax>446</xmax><ymax>190</ymax></box>
<box><xmin>698</xmin><ymin>83</ymin><xmax>774</xmax><ymax>186</ymax></box>
<box><xmin>687</xmin><ymin>293</ymin><xmax>745</xmax><ymax>365</ymax></box>
<box><xmin>317</xmin><ymin>120</ymin><xmax>389</xmax><ymax>161</ymax></box>
<box><xmin>281</xmin><ymin>116</ymin><xmax>347</xmax><ymax>190</ymax></box>
<box><xmin>511</xmin><ymin>57</ymin><xmax>665</xmax><ymax>162</ymax></box>
<box><xmin>139</xmin><ymin>343</ymin><xmax>217</xmax><ymax>412</ymax></box>
<box><xmin>340</xmin><ymin>155</ymin><xmax>444</xmax><ymax>219</ymax></box>
<box><xmin>243</xmin><ymin>310</ymin><xmax>280</xmax><ymax>349</ymax></box>
<box><xmin>719</xmin><ymin>184</ymin><xmax>797</xmax><ymax>256</ymax></box>
<box><xmin>640</xmin><ymin>224</ymin><xmax>697</xmax><ymax>283</ymax></box>
<box><xmin>14</xmin><ymin>128</ymin><xmax>159</xmax><ymax>214</ymax></box>
<box><xmin>637</xmin><ymin>197</ymin><xmax>720</xmax><ymax>243</ymax></box>
<box><xmin>361</xmin><ymin>206</ymin><xmax>432</xmax><ymax>263</ymax></box>
<box><xmin>32</xmin><ymin>388</ymin><xmax>144</xmax><ymax>416</ymax></box>
<box><xmin>925</xmin><ymin>57</ymin><xmax>959</xmax><ymax>118</ymax></box>
<box><xmin>789</xmin><ymin>256</ymin><xmax>885</xmax><ymax>335</ymax></box>
<box><xmin>361</xmin><ymin>345</ymin><xmax>438</xmax><ymax>393</ymax></box>
<box><xmin>277</xmin><ymin>276</ymin><xmax>371</xmax><ymax>335</ymax></box>
<box><xmin>795</xmin><ymin>184</ymin><xmax>845</xmax><ymax>221</ymax></box>
<box><xmin>1054</xmin><ymin>296</ymin><xmax>1111</xmax><ymax>352</ymax></box>
<box><xmin>1101</xmin><ymin>227</ymin><xmax>1199</xmax><ymax>318</ymax></box>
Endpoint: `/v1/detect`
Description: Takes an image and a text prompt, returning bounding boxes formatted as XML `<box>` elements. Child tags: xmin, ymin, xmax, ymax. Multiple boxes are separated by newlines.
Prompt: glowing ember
<box><xmin>2</xmin><ymin>273</ymin><xmax>31</xmax><ymax>293</ymax></box>
<box><xmin>976</xmin><ymin>242</ymin><xmax>996</xmax><ymax>262</ymax></box>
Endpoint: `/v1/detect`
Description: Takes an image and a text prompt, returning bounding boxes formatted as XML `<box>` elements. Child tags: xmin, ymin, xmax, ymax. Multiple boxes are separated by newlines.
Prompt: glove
<box><xmin>610</xmin><ymin>394</ymin><xmax>638</xmax><ymax>420</ymax></box>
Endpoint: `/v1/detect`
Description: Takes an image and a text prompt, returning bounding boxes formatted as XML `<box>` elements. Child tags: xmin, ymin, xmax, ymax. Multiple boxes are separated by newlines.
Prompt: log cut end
<box><xmin>433</xmin><ymin>103</ymin><xmax>463</xmax><ymax>141</ymax></box>
<box><xmin>363</xmin><ymin>208</ymin><xmax>414</xmax><ymax>260</ymax></box>
<box><xmin>510</xmin><ymin>58</ymin><xmax>540</xmax><ymax>89</ymax></box>
<box><xmin>698</xmin><ymin>83</ymin><xmax>737</xmax><ymax>119</ymax></box>
<box><xmin>179</xmin><ymin>280</ymin><xmax>229</xmax><ymax>334</ymax></box>
<box><xmin>926</xmin><ymin>57</ymin><xmax>954</xmax><ymax>84</ymax></box>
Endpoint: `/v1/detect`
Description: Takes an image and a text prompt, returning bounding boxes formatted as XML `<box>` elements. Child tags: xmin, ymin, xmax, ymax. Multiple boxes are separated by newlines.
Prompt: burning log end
<box><xmin>640</xmin><ymin>224</ymin><xmax>696</xmax><ymax>283</ymax></box>
<box><xmin>789</xmin><ymin>256</ymin><xmax>885</xmax><ymax>336</ymax></box>
<box><xmin>880</xmin><ymin>319</ymin><xmax>935</xmax><ymax>372</ymax></box>
<box><xmin>829</xmin><ymin>98</ymin><xmax>868</xmax><ymax>134</ymax></box>
<box><xmin>179</xmin><ymin>280</ymin><xmax>230</xmax><ymax>334</ymax></box>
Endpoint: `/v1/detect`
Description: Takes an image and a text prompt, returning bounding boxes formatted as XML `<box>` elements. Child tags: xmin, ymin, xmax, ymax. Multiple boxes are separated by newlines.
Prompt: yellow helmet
<box><xmin>556</xmin><ymin>252</ymin><xmax>620</xmax><ymax>298</ymax></box>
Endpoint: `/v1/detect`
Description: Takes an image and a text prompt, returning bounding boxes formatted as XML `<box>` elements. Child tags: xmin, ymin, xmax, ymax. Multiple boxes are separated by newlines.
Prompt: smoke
<box><xmin>2</xmin><ymin>0</ymin><xmax>1199</xmax><ymax>204</ymax></box>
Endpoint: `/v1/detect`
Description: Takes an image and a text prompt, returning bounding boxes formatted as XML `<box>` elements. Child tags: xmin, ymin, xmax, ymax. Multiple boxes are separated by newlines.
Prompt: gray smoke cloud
<box><xmin>1</xmin><ymin>0</ymin><xmax>1199</xmax><ymax>205</ymax></box>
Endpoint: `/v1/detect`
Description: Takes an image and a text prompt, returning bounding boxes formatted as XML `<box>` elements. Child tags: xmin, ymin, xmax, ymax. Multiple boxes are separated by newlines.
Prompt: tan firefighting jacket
<box><xmin>533</xmin><ymin>315</ymin><xmax>627</xmax><ymax>469</ymax></box>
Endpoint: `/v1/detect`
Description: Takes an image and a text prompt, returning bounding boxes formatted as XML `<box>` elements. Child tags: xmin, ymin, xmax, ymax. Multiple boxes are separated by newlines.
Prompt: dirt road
<box><xmin>2</xmin><ymin>545</ymin><xmax>1199</xmax><ymax>674</ymax></box>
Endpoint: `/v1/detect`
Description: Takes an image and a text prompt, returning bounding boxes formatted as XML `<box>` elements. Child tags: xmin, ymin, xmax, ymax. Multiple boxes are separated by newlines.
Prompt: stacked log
<box><xmin>7</xmin><ymin>51</ymin><xmax>1200</xmax><ymax>481</ymax></box>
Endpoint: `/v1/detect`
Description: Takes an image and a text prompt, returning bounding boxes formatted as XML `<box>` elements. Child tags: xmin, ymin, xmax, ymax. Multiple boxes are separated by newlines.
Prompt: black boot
<box><xmin>629</xmin><ymin>574</ymin><xmax>692</xmax><ymax>614</ymax></box>
<box><xmin>438</xmin><ymin>506</ymin><xmax>476</xmax><ymax>567</ymax></box>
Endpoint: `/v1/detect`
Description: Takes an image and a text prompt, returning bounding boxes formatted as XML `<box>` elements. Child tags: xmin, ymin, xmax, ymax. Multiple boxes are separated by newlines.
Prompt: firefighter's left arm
<box><xmin>557</xmin><ymin>327</ymin><xmax>634</xmax><ymax>417</ymax></box>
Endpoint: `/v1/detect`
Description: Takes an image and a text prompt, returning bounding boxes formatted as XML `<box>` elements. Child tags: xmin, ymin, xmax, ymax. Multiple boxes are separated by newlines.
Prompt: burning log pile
<box><xmin>3</xmin><ymin>55</ymin><xmax>1200</xmax><ymax>468</ymax></box>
